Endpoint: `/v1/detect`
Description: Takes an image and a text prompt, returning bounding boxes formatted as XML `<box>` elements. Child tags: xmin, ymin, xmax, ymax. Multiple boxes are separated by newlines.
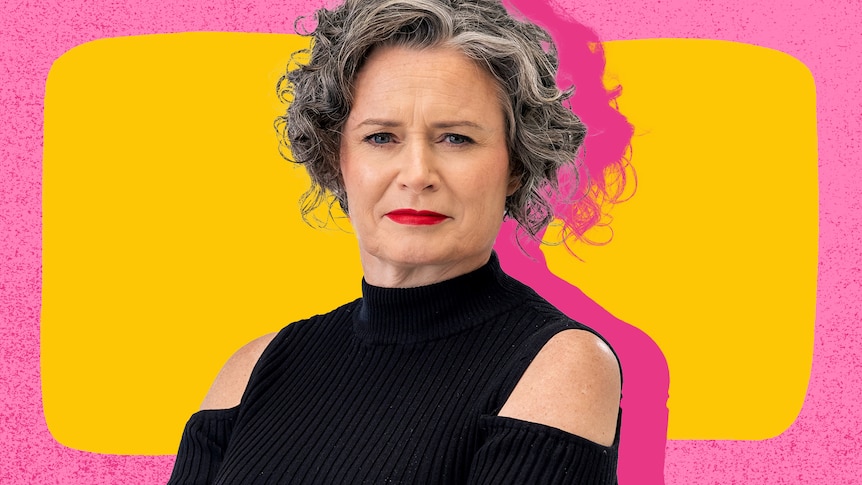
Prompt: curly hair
<box><xmin>275</xmin><ymin>0</ymin><xmax>588</xmax><ymax>237</ymax></box>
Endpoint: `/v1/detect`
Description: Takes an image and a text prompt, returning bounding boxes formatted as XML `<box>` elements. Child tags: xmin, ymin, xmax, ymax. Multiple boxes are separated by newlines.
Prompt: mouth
<box><xmin>385</xmin><ymin>209</ymin><xmax>449</xmax><ymax>226</ymax></box>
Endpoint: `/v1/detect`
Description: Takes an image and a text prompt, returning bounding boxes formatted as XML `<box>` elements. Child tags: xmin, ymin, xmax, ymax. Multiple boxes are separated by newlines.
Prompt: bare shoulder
<box><xmin>497</xmin><ymin>329</ymin><xmax>621</xmax><ymax>446</ymax></box>
<box><xmin>199</xmin><ymin>332</ymin><xmax>278</xmax><ymax>411</ymax></box>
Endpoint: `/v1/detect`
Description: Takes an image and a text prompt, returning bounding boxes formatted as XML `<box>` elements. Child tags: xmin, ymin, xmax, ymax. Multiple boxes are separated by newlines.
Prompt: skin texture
<box><xmin>498</xmin><ymin>329</ymin><xmax>621</xmax><ymax>446</ymax></box>
<box><xmin>201</xmin><ymin>45</ymin><xmax>621</xmax><ymax>449</ymax></box>
<box><xmin>199</xmin><ymin>332</ymin><xmax>276</xmax><ymax>411</ymax></box>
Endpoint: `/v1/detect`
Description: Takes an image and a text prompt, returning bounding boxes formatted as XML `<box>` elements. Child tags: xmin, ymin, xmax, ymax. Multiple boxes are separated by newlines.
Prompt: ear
<box><xmin>506</xmin><ymin>173</ymin><xmax>521</xmax><ymax>196</ymax></box>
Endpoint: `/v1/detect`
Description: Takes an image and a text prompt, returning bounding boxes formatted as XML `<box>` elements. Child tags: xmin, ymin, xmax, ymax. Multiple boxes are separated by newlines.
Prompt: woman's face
<box><xmin>340</xmin><ymin>45</ymin><xmax>518</xmax><ymax>287</ymax></box>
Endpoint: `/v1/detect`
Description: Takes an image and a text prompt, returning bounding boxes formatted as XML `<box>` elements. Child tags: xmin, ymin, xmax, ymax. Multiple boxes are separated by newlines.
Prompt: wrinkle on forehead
<box><xmin>347</xmin><ymin>45</ymin><xmax>505</xmax><ymax>136</ymax></box>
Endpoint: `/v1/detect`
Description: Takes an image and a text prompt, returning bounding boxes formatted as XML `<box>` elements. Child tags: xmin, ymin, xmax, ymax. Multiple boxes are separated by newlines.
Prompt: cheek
<box><xmin>461</xmin><ymin>178</ymin><xmax>509</xmax><ymax>226</ymax></box>
<box><xmin>339</xmin><ymin>154</ymin><xmax>365</xmax><ymax>197</ymax></box>
<box><xmin>340</xmin><ymin>164</ymin><xmax>385</xmax><ymax>221</ymax></box>
<box><xmin>479</xmin><ymin>168</ymin><xmax>513</xmax><ymax>208</ymax></box>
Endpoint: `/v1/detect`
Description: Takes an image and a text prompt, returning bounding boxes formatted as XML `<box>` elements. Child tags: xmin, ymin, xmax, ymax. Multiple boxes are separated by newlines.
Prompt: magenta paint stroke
<box><xmin>1</xmin><ymin>0</ymin><xmax>861</xmax><ymax>483</ymax></box>
<box><xmin>505</xmin><ymin>0</ymin><xmax>636</xmax><ymax>245</ymax></box>
<box><xmin>498</xmin><ymin>1</ymin><xmax>668</xmax><ymax>484</ymax></box>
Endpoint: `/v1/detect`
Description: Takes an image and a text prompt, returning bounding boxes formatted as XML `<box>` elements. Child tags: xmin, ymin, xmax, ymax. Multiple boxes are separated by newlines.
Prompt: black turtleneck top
<box><xmin>167</xmin><ymin>254</ymin><xmax>620</xmax><ymax>484</ymax></box>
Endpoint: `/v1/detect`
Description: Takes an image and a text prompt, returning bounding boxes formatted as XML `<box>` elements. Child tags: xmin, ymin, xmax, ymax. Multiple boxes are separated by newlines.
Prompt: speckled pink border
<box><xmin>1</xmin><ymin>0</ymin><xmax>859</xmax><ymax>483</ymax></box>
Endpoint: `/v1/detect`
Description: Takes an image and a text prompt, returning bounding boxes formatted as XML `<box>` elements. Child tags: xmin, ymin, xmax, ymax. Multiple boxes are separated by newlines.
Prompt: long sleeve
<box><xmin>468</xmin><ymin>415</ymin><xmax>619</xmax><ymax>485</ymax></box>
<box><xmin>167</xmin><ymin>407</ymin><xmax>238</xmax><ymax>485</ymax></box>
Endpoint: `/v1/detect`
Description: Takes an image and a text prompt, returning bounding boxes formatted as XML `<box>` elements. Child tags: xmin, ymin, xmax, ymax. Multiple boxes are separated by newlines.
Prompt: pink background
<box><xmin>1</xmin><ymin>0</ymin><xmax>859</xmax><ymax>483</ymax></box>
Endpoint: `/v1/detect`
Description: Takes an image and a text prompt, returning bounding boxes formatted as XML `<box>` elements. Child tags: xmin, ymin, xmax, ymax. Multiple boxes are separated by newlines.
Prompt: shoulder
<box><xmin>199</xmin><ymin>332</ymin><xmax>278</xmax><ymax>411</ymax></box>
<box><xmin>498</xmin><ymin>329</ymin><xmax>621</xmax><ymax>446</ymax></box>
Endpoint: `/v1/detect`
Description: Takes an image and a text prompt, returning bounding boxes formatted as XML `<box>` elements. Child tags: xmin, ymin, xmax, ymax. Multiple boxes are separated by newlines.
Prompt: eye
<box><xmin>443</xmin><ymin>133</ymin><xmax>473</xmax><ymax>145</ymax></box>
<box><xmin>364</xmin><ymin>133</ymin><xmax>393</xmax><ymax>145</ymax></box>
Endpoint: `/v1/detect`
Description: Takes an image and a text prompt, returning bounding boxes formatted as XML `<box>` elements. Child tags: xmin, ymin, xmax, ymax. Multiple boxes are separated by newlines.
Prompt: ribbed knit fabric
<box><xmin>167</xmin><ymin>253</ymin><xmax>620</xmax><ymax>484</ymax></box>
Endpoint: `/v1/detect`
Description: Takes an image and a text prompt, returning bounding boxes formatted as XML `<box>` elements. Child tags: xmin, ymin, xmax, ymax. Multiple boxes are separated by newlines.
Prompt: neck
<box><xmin>354</xmin><ymin>251</ymin><xmax>515</xmax><ymax>344</ymax></box>
<box><xmin>359</xmin><ymin>250</ymin><xmax>494</xmax><ymax>288</ymax></box>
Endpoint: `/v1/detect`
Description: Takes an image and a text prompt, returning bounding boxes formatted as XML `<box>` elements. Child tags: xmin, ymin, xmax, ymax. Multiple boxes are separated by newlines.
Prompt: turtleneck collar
<box><xmin>353</xmin><ymin>252</ymin><xmax>517</xmax><ymax>345</ymax></box>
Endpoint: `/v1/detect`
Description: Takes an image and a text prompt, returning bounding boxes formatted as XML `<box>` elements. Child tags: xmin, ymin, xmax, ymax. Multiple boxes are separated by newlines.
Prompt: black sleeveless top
<box><xmin>168</xmin><ymin>253</ymin><xmax>620</xmax><ymax>484</ymax></box>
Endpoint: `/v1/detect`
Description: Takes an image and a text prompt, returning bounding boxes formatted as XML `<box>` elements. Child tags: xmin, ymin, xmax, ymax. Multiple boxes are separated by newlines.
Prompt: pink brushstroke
<box><xmin>501</xmin><ymin>2</ymin><xmax>667</xmax><ymax>483</ymax></box>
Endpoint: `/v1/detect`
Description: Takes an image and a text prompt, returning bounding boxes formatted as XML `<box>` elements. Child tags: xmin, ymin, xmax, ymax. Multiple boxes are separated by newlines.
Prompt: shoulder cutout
<box><xmin>199</xmin><ymin>332</ymin><xmax>278</xmax><ymax>410</ymax></box>
<box><xmin>497</xmin><ymin>329</ymin><xmax>621</xmax><ymax>446</ymax></box>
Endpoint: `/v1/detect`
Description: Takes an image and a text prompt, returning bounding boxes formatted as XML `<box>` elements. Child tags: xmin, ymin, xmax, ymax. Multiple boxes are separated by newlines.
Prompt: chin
<box><xmin>389</xmin><ymin>243</ymin><xmax>491</xmax><ymax>268</ymax></box>
<box><xmin>387</xmin><ymin>247</ymin><xmax>453</xmax><ymax>266</ymax></box>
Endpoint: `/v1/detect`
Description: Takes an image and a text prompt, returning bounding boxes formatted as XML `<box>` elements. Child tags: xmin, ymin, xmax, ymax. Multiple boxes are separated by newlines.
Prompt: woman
<box><xmin>168</xmin><ymin>0</ymin><xmax>621</xmax><ymax>483</ymax></box>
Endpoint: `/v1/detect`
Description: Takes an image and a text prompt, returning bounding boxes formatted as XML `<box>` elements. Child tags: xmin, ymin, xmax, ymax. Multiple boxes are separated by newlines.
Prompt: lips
<box><xmin>385</xmin><ymin>209</ymin><xmax>449</xmax><ymax>225</ymax></box>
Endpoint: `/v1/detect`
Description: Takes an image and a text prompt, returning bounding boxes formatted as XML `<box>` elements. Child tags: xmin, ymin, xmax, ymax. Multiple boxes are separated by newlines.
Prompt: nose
<box><xmin>396</xmin><ymin>141</ymin><xmax>439</xmax><ymax>193</ymax></box>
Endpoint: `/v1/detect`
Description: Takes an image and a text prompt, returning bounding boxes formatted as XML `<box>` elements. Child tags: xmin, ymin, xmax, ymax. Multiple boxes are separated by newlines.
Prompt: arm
<box><xmin>469</xmin><ymin>329</ymin><xmax>622</xmax><ymax>484</ymax></box>
<box><xmin>200</xmin><ymin>332</ymin><xmax>277</xmax><ymax>410</ymax></box>
<box><xmin>167</xmin><ymin>332</ymin><xmax>277</xmax><ymax>485</ymax></box>
<box><xmin>498</xmin><ymin>329</ymin><xmax>621</xmax><ymax>446</ymax></box>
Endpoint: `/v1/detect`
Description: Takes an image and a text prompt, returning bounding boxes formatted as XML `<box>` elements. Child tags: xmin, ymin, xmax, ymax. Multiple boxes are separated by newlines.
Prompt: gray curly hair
<box><xmin>275</xmin><ymin>0</ymin><xmax>586</xmax><ymax>237</ymax></box>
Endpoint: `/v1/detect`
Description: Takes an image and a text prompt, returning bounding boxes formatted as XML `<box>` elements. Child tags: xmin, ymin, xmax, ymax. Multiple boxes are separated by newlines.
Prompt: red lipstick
<box><xmin>385</xmin><ymin>209</ymin><xmax>449</xmax><ymax>225</ymax></box>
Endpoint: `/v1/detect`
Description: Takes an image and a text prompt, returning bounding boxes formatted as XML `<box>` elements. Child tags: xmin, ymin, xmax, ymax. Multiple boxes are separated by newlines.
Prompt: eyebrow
<box><xmin>354</xmin><ymin>118</ymin><xmax>487</xmax><ymax>131</ymax></box>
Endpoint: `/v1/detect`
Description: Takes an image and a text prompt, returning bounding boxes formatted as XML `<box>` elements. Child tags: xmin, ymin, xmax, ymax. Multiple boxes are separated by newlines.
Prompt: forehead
<box><xmin>349</xmin><ymin>45</ymin><xmax>505</xmax><ymax>122</ymax></box>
